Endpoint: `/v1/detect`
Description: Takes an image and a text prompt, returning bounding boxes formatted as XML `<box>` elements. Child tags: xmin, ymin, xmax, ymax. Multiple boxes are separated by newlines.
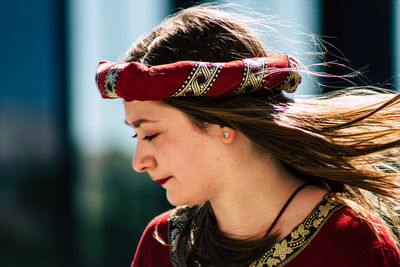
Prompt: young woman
<box><xmin>95</xmin><ymin>4</ymin><xmax>400</xmax><ymax>267</ymax></box>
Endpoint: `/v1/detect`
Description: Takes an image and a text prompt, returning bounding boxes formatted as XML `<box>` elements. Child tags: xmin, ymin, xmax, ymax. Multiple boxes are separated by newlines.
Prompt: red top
<box><xmin>131</xmin><ymin>210</ymin><xmax>174</xmax><ymax>267</ymax></box>
<box><xmin>131</xmin><ymin>206</ymin><xmax>400</xmax><ymax>266</ymax></box>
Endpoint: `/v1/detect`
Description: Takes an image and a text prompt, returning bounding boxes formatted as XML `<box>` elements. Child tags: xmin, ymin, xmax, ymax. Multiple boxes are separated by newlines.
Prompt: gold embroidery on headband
<box><xmin>275</xmin><ymin>58</ymin><xmax>302</xmax><ymax>94</ymax></box>
<box><xmin>234</xmin><ymin>58</ymin><xmax>268</xmax><ymax>95</ymax></box>
<box><xmin>173</xmin><ymin>62</ymin><xmax>224</xmax><ymax>97</ymax></box>
<box><xmin>103</xmin><ymin>65</ymin><xmax>122</xmax><ymax>98</ymax></box>
<box><xmin>95</xmin><ymin>62</ymin><xmax>113</xmax><ymax>96</ymax></box>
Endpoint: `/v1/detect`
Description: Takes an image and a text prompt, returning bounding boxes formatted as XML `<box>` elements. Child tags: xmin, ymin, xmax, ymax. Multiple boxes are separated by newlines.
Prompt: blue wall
<box><xmin>0</xmin><ymin>1</ymin><xmax>70</xmax><ymax>266</ymax></box>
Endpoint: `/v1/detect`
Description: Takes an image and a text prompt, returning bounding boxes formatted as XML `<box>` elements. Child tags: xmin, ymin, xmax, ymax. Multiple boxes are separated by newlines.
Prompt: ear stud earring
<box><xmin>223</xmin><ymin>131</ymin><xmax>229</xmax><ymax>138</ymax></box>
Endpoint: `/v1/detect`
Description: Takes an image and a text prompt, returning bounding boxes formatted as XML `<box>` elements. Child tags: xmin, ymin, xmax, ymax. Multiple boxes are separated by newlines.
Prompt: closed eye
<box><xmin>143</xmin><ymin>133</ymin><xmax>159</xmax><ymax>142</ymax></box>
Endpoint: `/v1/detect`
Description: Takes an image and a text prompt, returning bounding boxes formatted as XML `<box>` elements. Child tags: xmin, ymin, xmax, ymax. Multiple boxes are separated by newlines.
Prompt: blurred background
<box><xmin>0</xmin><ymin>0</ymin><xmax>399</xmax><ymax>266</ymax></box>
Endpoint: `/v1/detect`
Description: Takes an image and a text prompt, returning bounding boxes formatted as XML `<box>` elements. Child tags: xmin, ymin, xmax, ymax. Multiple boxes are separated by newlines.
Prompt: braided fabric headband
<box><xmin>95</xmin><ymin>53</ymin><xmax>301</xmax><ymax>101</ymax></box>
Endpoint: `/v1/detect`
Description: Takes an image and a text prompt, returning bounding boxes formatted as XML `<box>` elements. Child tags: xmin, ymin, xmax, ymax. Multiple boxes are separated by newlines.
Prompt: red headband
<box><xmin>95</xmin><ymin>53</ymin><xmax>301</xmax><ymax>101</ymax></box>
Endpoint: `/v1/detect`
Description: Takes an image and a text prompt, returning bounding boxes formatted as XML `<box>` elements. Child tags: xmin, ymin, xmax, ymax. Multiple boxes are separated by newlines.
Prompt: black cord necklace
<box><xmin>266</xmin><ymin>183</ymin><xmax>310</xmax><ymax>234</ymax></box>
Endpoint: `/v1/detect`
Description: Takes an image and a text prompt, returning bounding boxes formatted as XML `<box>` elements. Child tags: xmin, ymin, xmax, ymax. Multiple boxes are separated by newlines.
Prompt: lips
<box><xmin>155</xmin><ymin>176</ymin><xmax>171</xmax><ymax>185</ymax></box>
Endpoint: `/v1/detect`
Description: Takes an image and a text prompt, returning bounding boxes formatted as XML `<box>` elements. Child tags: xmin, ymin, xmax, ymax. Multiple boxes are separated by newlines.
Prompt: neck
<box><xmin>209</xmin><ymin>153</ymin><xmax>304</xmax><ymax>239</ymax></box>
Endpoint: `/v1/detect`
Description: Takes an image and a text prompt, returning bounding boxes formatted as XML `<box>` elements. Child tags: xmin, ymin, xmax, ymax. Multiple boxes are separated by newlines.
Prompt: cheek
<box><xmin>159</xmin><ymin>136</ymin><xmax>218</xmax><ymax>172</ymax></box>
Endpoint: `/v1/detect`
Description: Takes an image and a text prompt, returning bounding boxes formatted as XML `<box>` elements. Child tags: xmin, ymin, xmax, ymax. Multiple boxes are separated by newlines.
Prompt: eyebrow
<box><xmin>124</xmin><ymin>119</ymin><xmax>157</xmax><ymax>128</ymax></box>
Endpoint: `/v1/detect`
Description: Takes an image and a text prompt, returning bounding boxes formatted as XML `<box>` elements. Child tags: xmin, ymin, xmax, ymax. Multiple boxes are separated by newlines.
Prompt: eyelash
<box><xmin>143</xmin><ymin>134</ymin><xmax>158</xmax><ymax>142</ymax></box>
<box><xmin>131</xmin><ymin>133</ymin><xmax>159</xmax><ymax>142</ymax></box>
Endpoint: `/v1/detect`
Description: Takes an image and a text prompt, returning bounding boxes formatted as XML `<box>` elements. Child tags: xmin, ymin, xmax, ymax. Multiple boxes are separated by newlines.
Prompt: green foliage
<box><xmin>74</xmin><ymin>149</ymin><xmax>172</xmax><ymax>267</ymax></box>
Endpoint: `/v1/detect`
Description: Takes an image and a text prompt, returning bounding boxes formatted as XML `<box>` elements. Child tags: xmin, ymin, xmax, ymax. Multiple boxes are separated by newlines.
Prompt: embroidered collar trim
<box><xmin>167</xmin><ymin>195</ymin><xmax>343</xmax><ymax>267</ymax></box>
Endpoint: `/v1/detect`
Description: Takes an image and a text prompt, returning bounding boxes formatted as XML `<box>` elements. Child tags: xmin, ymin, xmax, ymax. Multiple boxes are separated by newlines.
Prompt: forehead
<box><xmin>124</xmin><ymin>100</ymin><xmax>178</xmax><ymax>124</ymax></box>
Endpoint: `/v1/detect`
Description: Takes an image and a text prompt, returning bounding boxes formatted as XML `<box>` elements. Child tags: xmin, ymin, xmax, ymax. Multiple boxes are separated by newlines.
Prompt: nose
<box><xmin>132</xmin><ymin>143</ymin><xmax>156</xmax><ymax>172</ymax></box>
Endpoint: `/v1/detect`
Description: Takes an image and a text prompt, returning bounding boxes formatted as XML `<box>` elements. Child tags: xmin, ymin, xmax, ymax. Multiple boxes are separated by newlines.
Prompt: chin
<box><xmin>166</xmin><ymin>195</ymin><xmax>189</xmax><ymax>207</ymax></box>
<box><xmin>166</xmin><ymin>191</ymin><xmax>202</xmax><ymax>207</ymax></box>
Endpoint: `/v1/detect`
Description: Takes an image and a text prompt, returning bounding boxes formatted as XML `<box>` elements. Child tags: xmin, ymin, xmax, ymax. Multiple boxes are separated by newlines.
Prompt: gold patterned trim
<box><xmin>167</xmin><ymin>196</ymin><xmax>343</xmax><ymax>267</ymax></box>
<box><xmin>95</xmin><ymin>62</ymin><xmax>113</xmax><ymax>96</ymax></box>
<box><xmin>167</xmin><ymin>205</ymin><xmax>197</xmax><ymax>266</ymax></box>
<box><xmin>234</xmin><ymin>58</ymin><xmax>268</xmax><ymax>94</ymax></box>
<box><xmin>172</xmin><ymin>62</ymin><xmax>224</xmax><ymax>97</ymax></box>
<box><xmin>274</xmin><ymin>57</ymin><xmax>302</xmax><ymax>94</ymax></box>
<box><xmin>250</xmin><ymin>196</ymin><xmax>343</xmax><ymax>267</ymax></box>
<box><xmin>103</xmin><ymin>65</ymin><xmax>122</xmax><ymax>98</ymax></box>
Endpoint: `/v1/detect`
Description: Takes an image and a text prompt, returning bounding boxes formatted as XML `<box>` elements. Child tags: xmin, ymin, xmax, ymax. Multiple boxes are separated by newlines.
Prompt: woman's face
<box><xmin>124</xmin><ymin>100</ymin><xmax>227</xmax><ymax>206</ymax></box>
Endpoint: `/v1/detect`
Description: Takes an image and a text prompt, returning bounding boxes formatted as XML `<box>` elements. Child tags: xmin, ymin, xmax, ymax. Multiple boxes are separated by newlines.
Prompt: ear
<box><xmin>220</xmin><ymin>127</ymin><xmax>237</xmax><ymax>144</ymax></box>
